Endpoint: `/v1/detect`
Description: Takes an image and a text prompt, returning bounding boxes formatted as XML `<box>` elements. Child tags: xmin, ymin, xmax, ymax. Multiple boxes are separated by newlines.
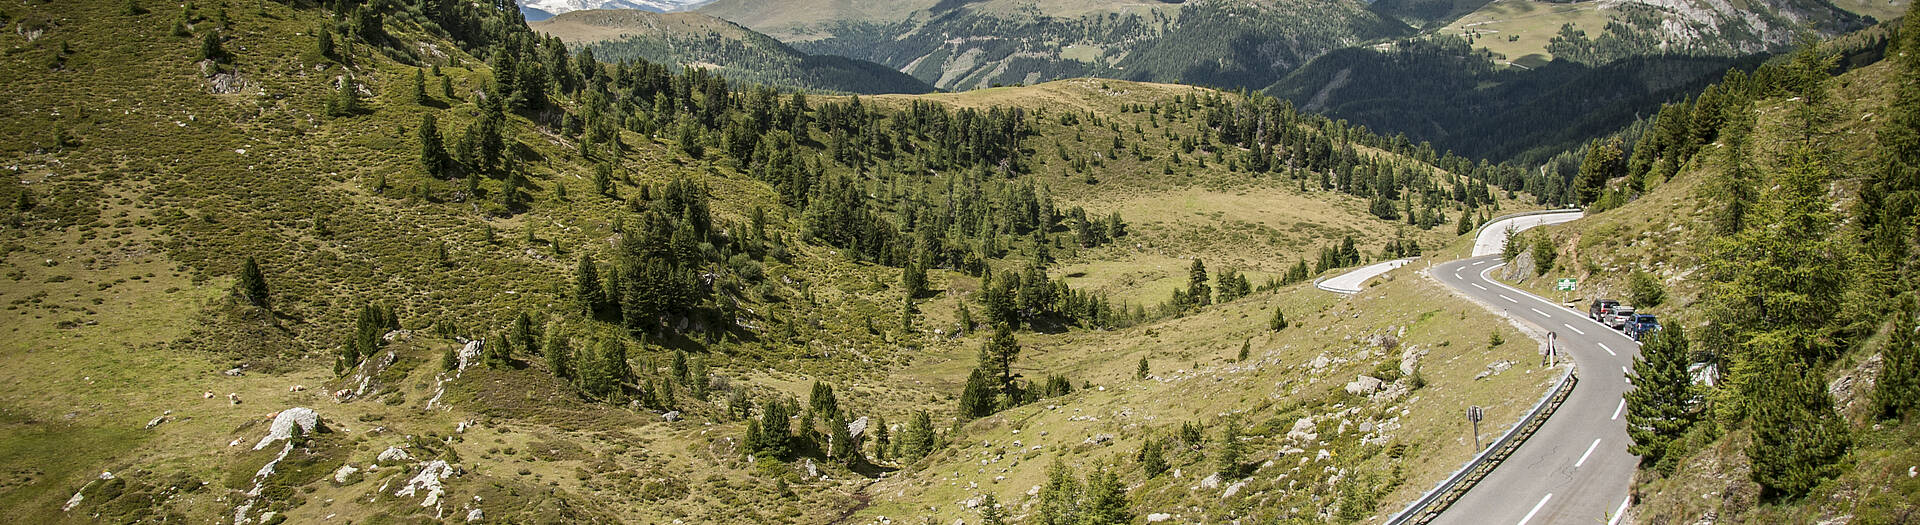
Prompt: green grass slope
<box><xmin>0</xmin><ymin>1</ymin><xmax>1545</xmax><ymax>523</ymax></box>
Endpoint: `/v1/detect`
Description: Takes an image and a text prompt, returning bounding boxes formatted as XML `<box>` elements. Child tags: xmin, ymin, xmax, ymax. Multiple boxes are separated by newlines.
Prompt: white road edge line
<box><xmin>1563</xmin><ymin>323</ymin><xmax>1586</xmax><ymax>335</ymax></box>
<box><xmin>1575</xmin><ymin>438</ymin><xmax>1601</xmax><ymax>468</ymax></box>
<box><xmin>1471</xmin><ymin>283</ymin><xmax>1488</xmax><ymax>291</ymax></box>
<box><xmin>1608</xmin><ymin>496</ymin><xmax>1631</xmax><ymax>525</ymax></box>
<box><xmin>1518</xmin><ymin>493</ymin><xmax>1553</xmax><ymax>525</ymax></box>
<box><xmin>1613</xmin><ymin>399</ymin><xmax>1626</xmax><ymax>420</ymax></box>
<box><xmin>1599</xmin><ymin>342</ymin><xmax>1615</xmax><ymax>356</ymax></box>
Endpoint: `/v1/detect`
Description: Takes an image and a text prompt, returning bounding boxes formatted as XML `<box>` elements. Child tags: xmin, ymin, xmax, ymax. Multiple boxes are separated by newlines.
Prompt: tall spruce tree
<box><xmin>419</xmin><ymin>114</ymin><xmax>449</xmax><ymax>178</ymax></box>
<box><xmin>1032</xmin><ymin>460</ymin><xmax>1081</xmax><ymax>525</ymax></box>
<box><xmin>544</xmin><ymin>325</ymin><xmax>572</xmax><ymax>380</ymax></box>
<box><xmin>1748</xmin><ymin>349</ymin><xmax>1850</xmax><ymax>500</ymax></box>
<box><xmin>1187</xmin><ymin>258</ymin><xmax>1211</xmax><ymax>307</ymax></box>
<box><xmin>1874</xmin><ymin>295</ymin><xmax>1920</xmax><ymax>421</ymax></box>
<box><xmin>1079</xmin><ymin>466</ymin><xmax>1132</xmax><ymax>524</ymax></box>
<box><xmin>573</xmin><ymin>253</ymin><xmax>606</xmax><ymax>318</ymax></box>
<box><xmin>236</xmin><ymin>256</ymin><xmax>270</xmax><ymax>308</ymax></box>
<box><xmin>1625</xmin><ymin>324</ymin><xmax>1700</xmax><ymax>472</ymax></box>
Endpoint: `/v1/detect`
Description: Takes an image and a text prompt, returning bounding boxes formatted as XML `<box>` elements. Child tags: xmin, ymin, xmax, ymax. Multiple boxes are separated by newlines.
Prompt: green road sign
<box><xmin>1555</xmin><ymin>278</ymin><xmax>1577</xmax><ymax>291</ymax></box>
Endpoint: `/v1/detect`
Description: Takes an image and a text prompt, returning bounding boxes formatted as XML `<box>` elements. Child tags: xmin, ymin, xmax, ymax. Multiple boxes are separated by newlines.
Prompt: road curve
<box><xmin>1427</xmin><ymin>255</ymin><xmax>1638</xmax><ymax>525</ymax></box>
<box><xmin>1471</xmin><ymin>210</ymin><xmax>1584</xmax><ymax>257</ymax></box>
<box><xmin>1316</xmin><ymin>258</ymin><xmax>1414</xmax><ymax>294</ymax></box>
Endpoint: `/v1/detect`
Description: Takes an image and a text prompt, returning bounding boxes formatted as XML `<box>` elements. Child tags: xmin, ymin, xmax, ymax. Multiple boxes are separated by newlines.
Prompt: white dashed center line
<box><xmin>1501</xmin><ymin>295</ymin><xmax>1518</xmax><ymax>303</ymax></box>
<box><xmin>1598</xmin><ymin>342</ymin><xmax>1615</xmax><ymax>356</ymax></box>
<box><xmin>1563</xmin><ymin>323</ymin><xmax>1586</xmax><ymax>335</ymax></box>
<box><xmin>1530</xmin><ymin>307</ymin><xmax>1550</xmax><ymax>317</ymax></box>
<box><xmin>1472</xmin><ymin>260</ymin><xmax>1488</xmax><ymax>266</ymax></box>
<box><xmin>1518</xmin><ymin>493</ymin><xmax>1553</xmax><ymax>525</ymax></box>
<box><xmin>1471</xmin><ymin>283</ymin><xmax>1488</xmax><ymax>291</ymax></box>
<box><xmin>1575</xmin><ymin>438</ymin><xmax>1601</xmax><ymax>468</ymax></box>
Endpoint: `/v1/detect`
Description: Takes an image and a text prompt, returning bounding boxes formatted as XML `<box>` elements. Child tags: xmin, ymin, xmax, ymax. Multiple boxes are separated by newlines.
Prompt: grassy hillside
<box><xmin>532</xmin><ymin>9</ymin><xmax>936</xmax><ymax>94</ymax></box>
<box><xmin>1485</xmin><ymin>21</ymin><xmax>1920</xmax><ymax>522</ymax></box>
<box><xmin>0</xmin><ymin>1</ymin><xmax>1563</xmax><ymax>523</ymax></box>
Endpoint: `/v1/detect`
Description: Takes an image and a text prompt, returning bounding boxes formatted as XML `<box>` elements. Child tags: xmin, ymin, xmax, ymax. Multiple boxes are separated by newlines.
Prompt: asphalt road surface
<box><xmin>1427</xmin><ymin>254</ymin><xmax>1639</xmax><ymax>525</ymax></box>
<box><xmin>1316</xmin><ymin>258</ymin><xmax>1414</xmax><ymax>294</ymax></box>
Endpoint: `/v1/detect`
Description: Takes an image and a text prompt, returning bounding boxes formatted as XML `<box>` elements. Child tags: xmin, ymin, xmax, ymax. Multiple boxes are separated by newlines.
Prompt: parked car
<box><xmin>1588</xmin><ymin>299</ymin><xmax>1620</xmax><ymax>321</ymax></box>
<box><xmin>1607</xmin><ymin>305</ymin><xmax>1636</xmax><ymax>329</ymax></box>
<box><xmin>1625</xmin><ymin>314</ymin><xmax>1662</xmax><ymax>341</ymax></box>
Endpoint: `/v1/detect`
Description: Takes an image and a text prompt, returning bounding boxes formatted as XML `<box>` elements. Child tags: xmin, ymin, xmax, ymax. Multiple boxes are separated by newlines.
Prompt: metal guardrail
<box><xmin>1385</xmin><ymin>365</ymin><xmax>1580</xmax><ymax>525</ymax></box>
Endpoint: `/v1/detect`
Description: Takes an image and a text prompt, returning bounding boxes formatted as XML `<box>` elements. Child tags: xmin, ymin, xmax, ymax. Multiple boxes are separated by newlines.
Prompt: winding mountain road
<box><xmin>1433</xmin><ymin>210</ymin><xmax>1637</xmax><ymax>525</ymax></box>
<box><xmin>1327</xmin><ymin>210</ymin><xmax>1638</xmax><ymax>524</ymax></box>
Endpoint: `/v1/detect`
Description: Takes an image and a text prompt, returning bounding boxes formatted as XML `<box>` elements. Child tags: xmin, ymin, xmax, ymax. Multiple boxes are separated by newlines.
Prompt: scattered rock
<box><xmin>228</xmin><ymin>393</ymin><xmax>242</xmax><ymax>405</ymax></box>
<box><xmin>1287</xmin><ymin>417</ymin><xmax>1318</xmax><ymax>442</ymax></box>
<box><xmin>847</xmin><ymin>416</ymin><xmax>869</xmax><ymax>439</ymax></box>
<box><xmin>204</xmin><ymin>391</ymin><xmax>216</xmax><ymax>399</ymax></box>
<box><xmin>223</xmin><ymin>367</ymin><xmax>246</xmax><ymax>377</ymax></box>
<box><xmin>333</xmin><ymin>464</ymin><xmax>360</xmax><ymax>484</ymax></box>
<box><xmin>1344</xmin><ymin>375</ymin><xmax>1383</xmax><ymax>395</ymax></box>
<box><xmin>288</xmin><ymin>385</ymin><xmax>305</xmax><ymax>392</ymax></box>
<box><xmin>377</xmin><ymin>446</ymin><xmax>412</xmax><ymax>464</ymax></box>
<box><xmin>394</xmin><ymin>460</ymin><xmax>456</xmax><ymax>507</ymax></box>
<box><xmin>465</xmin><ymin>508</ymin><xmax>483</xmax><ymax>522</ymax></box>
<box><xmin>1084</xmin><ymin>433</ymin><xmax>1114</xmax><ymax>445</ymax></box>
<box><xmin>1359</xmin><ymin>421</ymin><xmax>1376</xmax><ymax>433</ymax></box>
<box><xmin>1147</xmin><ymin>513</ymin><xmax>1173</xmax><ymax>522</ymax></box>
<box><xmin>1475</xmin><ymin>360</ymin><xmax>1516</xmax><ymax>380</ymax></box>
<box><xmin>1223</xmin><ymin>479</ymin><xmax>1248</xmax><ymax>498</ymax></box>
<box><xmin>1199</xmin><ymin>472</ymin><xmax>1221</xmax><ymax>489</ymax></box>
<box><xmin>804</xmin><ymin>459</ymin><xmax>819</xmax><ymax>479</ymax></box>
<box><xmin>253</xmin><ymin>407</ymin><xmax>319</xmax><ymax>450</ymax></box>
<box><xmin>662</xmin><ymin>411</ymin><xmax>682</xmax><ymax>422</ymax></box>
<box><xmin>146</xmin><ymin>414</ymin><xmax>168</xmax><ymax>429</ymax></box>
<box><xmin>456</xmin><ymin>340</ymin><xmax>484</xmax><ymax>371</ymax></box>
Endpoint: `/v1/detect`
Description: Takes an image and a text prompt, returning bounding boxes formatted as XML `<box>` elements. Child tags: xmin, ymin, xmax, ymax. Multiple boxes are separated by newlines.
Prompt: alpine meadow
<box><xmin>2</xmin><ymin>0</ymin><xmax>1918</xmax><ymax>524</ymax></box>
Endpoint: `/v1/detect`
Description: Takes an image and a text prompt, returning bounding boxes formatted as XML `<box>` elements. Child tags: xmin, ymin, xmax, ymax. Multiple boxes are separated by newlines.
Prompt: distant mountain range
<box><xmin>518</xmin><ymin>0</ymin><xmax>711</xmax><ymax>21</ymax></box>
<box><xmin>531</xmin><ymin>10</ymin><xmax>936</xmax><ymax>94</ymax></box>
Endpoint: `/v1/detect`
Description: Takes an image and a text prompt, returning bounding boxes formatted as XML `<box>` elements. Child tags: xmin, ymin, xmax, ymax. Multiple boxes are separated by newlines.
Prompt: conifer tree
<box><xmin>1625</xmin><ymin>325</ymin><xmax>1700</xmax><ymax>472</ymax></box>
<box><xmin>1749</xmin><ymin>352</ymin><xmax>1850</xmax><ymax>500</ymax></box>
<box><xmin>314</xmin><ymin>27</ymin><xmax>333</xmax><ymax>60</ymax></box>
<box><xmin>418</xmin><ymin>114</ymin><xmax>451</xmax><ymax>179</ymax></box>
<box><xmin>510</xmin><ymin>311</ymin><xmax>537</xmax><ymax>356</ymax></box>
<box><xmin>977</xmin><ymin>493</ymin><xmax>1005</xmax><ymax>525</ymax></box>
<box><xmin>1574</xmin><ymin>137</ymin><xmax>1625</xmax><ymax>206</ymax></box>
<box><xmin>671</xmin><ymin>349</ymin><xmax>690</xmax><ymax>385</ymax></box>
<box><xmin>441</xmin><ymin>346</ymin><xmax>457</xmax><ymax>371</ymax></box>
<box><xmin>236</xmin><ymin>256</ymin><xmax>270</xmax><ymax>308</ymax></box>
<box><xmin>410</xmin><ymin>68</ymin><xmax>427</xmax><ymax>105</ymax></box>
<box><xmin>1080</xmin><ymin>466</ymin><xmax>1132</xmax><ymax>524</ymax></box>
<box><xmin>688</xmin><ymin>356</ymin><xmax>709</xmax><ymax>400</ymax></box>
<box><xmin>901</xmin><ymin>409</ymin><xmax>935</xmax><ymax>461</ymax></box>
<box><xmin>1874</xmin><ymin>295</ymin><xmax>1920</xmax><ymax>421</ymax></box>
<box><xmin>1137</xmin><ymin>437</ymin><xmax>1167</xmax><ymax>477</ymax></box>
<box><xmin>1033</xmin><ymin>460</ymin><xmax>1082</xmax><ymax>525</ymax></box>
<box><xmin>573</xmin><ymin>253</ymin><xmax>605</xmax><ymax>318</ymax></box>
<box><xmin>1136</xmin><ymin>357</ymin><xmax>1149</xmax><ymax>380</ymax></box>
<box><xmin>197</xmin><ymin>31</ymin><xmax>226</xmax><ymax>63</ymax></box>
<box><xmin>1269</xmin><ymin>307</ymin><xmax>1288</xmax><ymax>331</ymax></box>
<box><xmin>871</xmin><ymin>414</ymin><xmax>888</xmax><ymax>461</ymax></box>
<box><xmin>756</xmin><ymin>398</ymin><xmax>791</xmax><ymax>458</ymax></box>
<box><xmin>329</xmin><ymin>74</ymin><xmax>362</xmax><ymax>117</ymax></box>
<box><xmin>1187</xmin><ymin>258</ymin><xmax>1211</xmax><ymax>307</ymax></box>
<box><xmin>982</xmin><ymin>325</ymin><xmax>1021</xmax><ymax>399</ymax></box>
<box><xmin>544</xmin><ymin>325</ymin><xmax>572</xmax><ymax>380</ymax></box>
<box><xmin>1217</xmin><ymin>422</ymin><xmax>1243</xmax><ymax>478</ymax></box>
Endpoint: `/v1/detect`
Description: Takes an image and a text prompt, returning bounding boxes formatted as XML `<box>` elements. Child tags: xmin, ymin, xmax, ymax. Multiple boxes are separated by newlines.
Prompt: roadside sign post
<box><xmin>1467</xmin><ymin>405</ymin><xmax>1485</xmax><ymax>452</ymax></box>
<box><xmin>1556</xmin><ymin>278</ymin><xmax>1577</xmax><ymax>305</ymax></box>
<box><xmin>1544</xmin><ymin>331</ymin><xmax>1558</xmax><ymax>367</ymax></box>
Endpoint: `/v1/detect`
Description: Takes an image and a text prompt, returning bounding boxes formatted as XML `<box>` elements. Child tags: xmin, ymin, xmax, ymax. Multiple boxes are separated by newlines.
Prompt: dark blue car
<box><xmin>1624</xmin><ymin>314</ymin><xmax>1661</xmax><ymax>341</ymax></box>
